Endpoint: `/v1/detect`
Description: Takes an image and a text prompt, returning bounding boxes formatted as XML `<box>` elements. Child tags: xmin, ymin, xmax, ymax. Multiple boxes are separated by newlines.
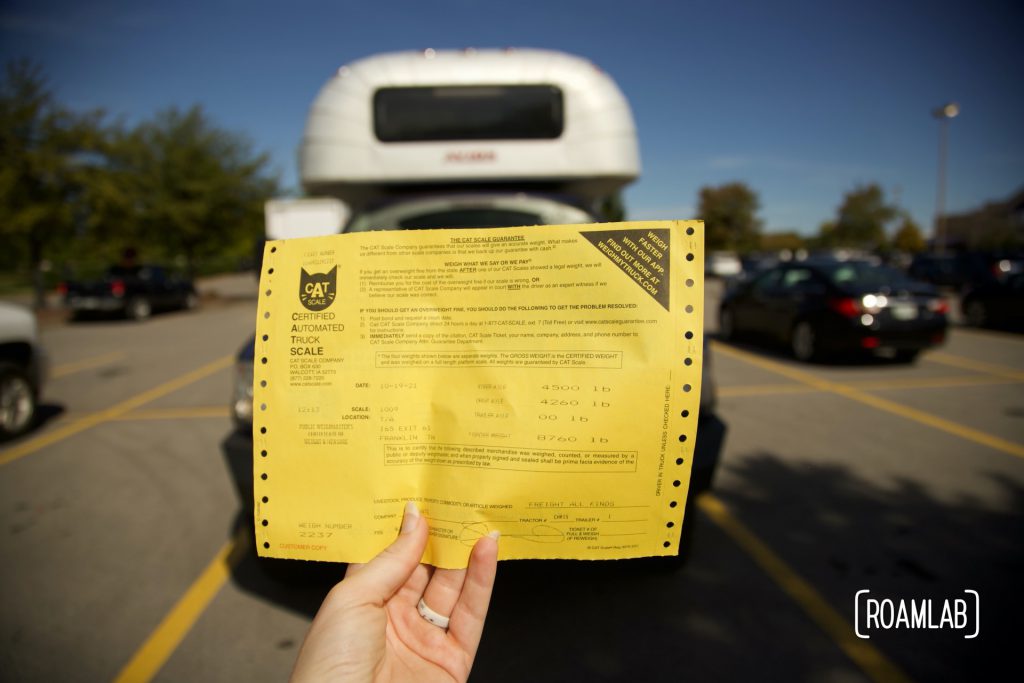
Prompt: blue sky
<box><xmin>3</xmin><ymin>0</ymin><xmax>1022</xmax><ymax>237</ymax></box>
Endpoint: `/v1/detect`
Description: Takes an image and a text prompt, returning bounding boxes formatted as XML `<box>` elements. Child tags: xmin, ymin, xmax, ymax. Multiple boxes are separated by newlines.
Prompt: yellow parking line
<box><xmin>712</xmin><ymin>342</ymin><xmax>1024</xmax><ymax>460</ymax></box>
<box><xmin>111</xmin><ymin>529</ymin><xmax>249</xmax><ymax>683</ymax></box>
<box><xmin>719</xmin><ymin>374</ymin><xmax>1020</xmax><ymax>399</ymax></box>
<box><xmin>110</xmin><ymin>406</ymin><xmax>230</xmax><ymax>421</ymax></box>
<box><xmin>926</xmin><ymin>351</ymin><xmax>1024</xmax><ymax>380</ymax></box>
<box><xmin>51</xmin><ymin>351</ymin><xmax>126</xmax><ymax>378</ymax></box>
<box><xmin>0</xmin><ymin>355</ymin><xmax>234</xmax><ymax>468</ymax></box>
<box><xmin>854</xmin><ymin>375</ymin><xmax>1020</xmax><ymax>391</ymax></box>
<box><xmin>719</xmin><ymin>384</ymin><xmax>818</xmax><ymax>398</ymax></box>
<box><xmin>698</xmin><ymin>495</ymin><xmax>914</xmax><ymax>683</ymax></box>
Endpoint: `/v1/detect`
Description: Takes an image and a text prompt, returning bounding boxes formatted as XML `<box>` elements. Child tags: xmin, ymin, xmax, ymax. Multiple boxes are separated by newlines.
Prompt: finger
<box><xmin>394</xmin><ymin>564</ymin><xmax>433</xmax><ymax>608</ymax></box>
<box><xmin>419</xmin><ymin>565</ymin><xmax>467</xmax><ymax>621</ymax></box>
<box><xmin>448</xmin><ymin>532</ymin><xmax>499</xmax><ymax>656</ymax></box>
<box><xmin>349</xmin><ymin>562</ymin><xmax>433</xmax><ymax>605</ymax></box>
<box><xmin>342</xmin><ymin>502</ymin><xmax>428</xmax><ymax>604</ymax></box>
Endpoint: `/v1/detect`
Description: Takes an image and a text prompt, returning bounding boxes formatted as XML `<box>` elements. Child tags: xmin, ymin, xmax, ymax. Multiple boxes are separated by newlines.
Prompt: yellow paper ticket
<box><xmin>254</xmin><ymin>220</ymin><xmax>704</xmax><ymax>568</ymax></box>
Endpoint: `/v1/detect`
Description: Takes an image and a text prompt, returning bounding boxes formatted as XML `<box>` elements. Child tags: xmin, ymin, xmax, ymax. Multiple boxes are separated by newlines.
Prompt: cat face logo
<box><xmin>299</xmin><ymin>266</ymin><xmax>337</xmax><ymax>311</ymax></box>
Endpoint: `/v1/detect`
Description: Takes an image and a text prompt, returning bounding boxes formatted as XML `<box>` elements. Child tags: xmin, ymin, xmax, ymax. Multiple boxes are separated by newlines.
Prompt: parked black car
<box><xmin>719</xmin><ymin>260</ymin><xmax>948</xmax><ymax>363</ymax></box>
<box><xmin>907</xmin><ymin>252</ymin><xmax>1019</xmax><ymax>291</ymax></box>
<box><xmin>61</xmin><ymin>264</ymin><xmax>198</xmax><ymax>321</ymax></box>
<box><xmin>961</xmin><ymin>271</ymin><xmax>1024</xmax><ymax>329</ymax></box>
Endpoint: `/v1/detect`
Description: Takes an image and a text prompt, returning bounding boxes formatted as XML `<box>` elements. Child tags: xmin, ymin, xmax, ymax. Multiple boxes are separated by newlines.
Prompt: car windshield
<box><xmin>819</xmin><ymin>262</ymin><xmax>916</xmax><ymax>289</ymax></box>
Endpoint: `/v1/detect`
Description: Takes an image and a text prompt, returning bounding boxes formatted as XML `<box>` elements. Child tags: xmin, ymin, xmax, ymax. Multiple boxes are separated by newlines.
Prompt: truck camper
<box><xmin>266</xmin><ymin>48</ymin><xmax>641</xmax><ymax>238</ymax></box>
<box><xmin>301</xmin><ymin>48</ymin><xmax>639</xmax><ymax>214</ymax></box>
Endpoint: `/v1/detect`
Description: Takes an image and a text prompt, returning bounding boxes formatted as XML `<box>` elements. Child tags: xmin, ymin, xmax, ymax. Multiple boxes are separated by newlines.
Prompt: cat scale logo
<box><xmin>299</xmin><ymin>266</ymin><xmax>337</xmax><ymax>311</ymax></box>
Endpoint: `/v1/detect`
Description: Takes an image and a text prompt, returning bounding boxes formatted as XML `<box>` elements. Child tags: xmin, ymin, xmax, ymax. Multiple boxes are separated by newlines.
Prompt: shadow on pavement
<box><xmin>0</xmin><ymin>403</ymin><xmax>65</xmax><ymax>445</ymax></box>
<box><xmin>34</xmin><ymin>403</ymin><xmax>65</xmax><ymax>431</ymax></box>
<box><xmin>227</xmin><ymin>511</ymin><xmax>344</xmax><ymax>617</ymax></box>
<box><xmin>714</xmin><ymin>452</ymin><xmax>1023</xmax><ymax>682</ymax></box>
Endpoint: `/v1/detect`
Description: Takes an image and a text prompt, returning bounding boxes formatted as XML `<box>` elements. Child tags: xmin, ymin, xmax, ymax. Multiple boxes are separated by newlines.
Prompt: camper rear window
<box><xmin>398</xmin><ymin>208</ymin><xmax>543</xmax><ymax>230</ymax></box>
<box><xmin>374</xmin><ymin>85</ymin><xmax>563</xmax><ymax>142</ymax></box>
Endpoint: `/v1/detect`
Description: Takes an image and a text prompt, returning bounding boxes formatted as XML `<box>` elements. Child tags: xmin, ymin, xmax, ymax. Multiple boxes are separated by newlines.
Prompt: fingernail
<box><xmin>401</xmin><ymin>501</ymin><xmax>420</xmax><ymax>534</ymax></box>
<box><xmin>487</xmin><ymin>530</ymin><xmax>500</xmax><ymax>540</ymax></box>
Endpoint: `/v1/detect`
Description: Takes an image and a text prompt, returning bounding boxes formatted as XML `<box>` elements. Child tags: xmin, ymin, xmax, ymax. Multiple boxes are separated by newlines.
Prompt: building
<box><xmin>943</xmin><ymin>186</ymin><xmax>1024</xmax><ymax>249</ymax></box>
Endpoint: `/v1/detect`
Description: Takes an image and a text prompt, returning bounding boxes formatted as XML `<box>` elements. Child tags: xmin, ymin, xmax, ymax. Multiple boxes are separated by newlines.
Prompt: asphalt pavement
<box><xmin>1</xmin><ymin>273</ymin><xmax>1021</xmax><ymax>682</ymax></box>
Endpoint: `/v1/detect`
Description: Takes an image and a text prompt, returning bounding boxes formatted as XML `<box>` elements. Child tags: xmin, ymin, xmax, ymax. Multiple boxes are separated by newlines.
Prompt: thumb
<box><xmin>343</xmin><ymin>502</ymin><xmax>428</xmax><ymax>603</ymax></box>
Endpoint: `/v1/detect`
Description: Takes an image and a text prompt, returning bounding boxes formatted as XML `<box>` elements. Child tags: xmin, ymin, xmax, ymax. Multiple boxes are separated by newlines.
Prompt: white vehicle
<box><xmin>706</xmin><ymin>251</ymin><xmax>743</xmax><ymax>278</ymax></box>
<box><xmin>301</xmin><ymin>48</ymin><xmax>640</xmax><ymax>214</ymax></box>
<box><xmin>266</xmin><ymin>48</ymin><xmax>641</xmax><ymax>240</ymax></box>
<box><xmin>0</xmin><ymin>302</ymin><xmax>47</xmax><ymax>439</ymax></box>
<box><xmin>264</xmin><ymin>197</ymin><xmax>348</xmax><ymax>241</ymax></box>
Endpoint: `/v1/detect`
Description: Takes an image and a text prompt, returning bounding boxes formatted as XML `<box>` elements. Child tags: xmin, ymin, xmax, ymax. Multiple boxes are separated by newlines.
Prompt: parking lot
<box><xmin>1</xmin><ymin>275</ymin><xmax>1021</xmax><ymax>682</ymax></box>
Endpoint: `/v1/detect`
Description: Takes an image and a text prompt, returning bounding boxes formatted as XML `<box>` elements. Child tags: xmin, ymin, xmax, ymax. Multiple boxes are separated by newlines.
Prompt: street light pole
<box><xmin>932</xmin><ymin>102</ymin><xmax>959</xmax><ymax>253</ymax></box>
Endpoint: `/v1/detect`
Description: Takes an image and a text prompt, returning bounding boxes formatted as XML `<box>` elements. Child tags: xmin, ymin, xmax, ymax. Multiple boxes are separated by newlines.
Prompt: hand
<box><xmin>290</xmin><ymin>502</ymin><xmax>499</xmax><ymax>683</ymax></box>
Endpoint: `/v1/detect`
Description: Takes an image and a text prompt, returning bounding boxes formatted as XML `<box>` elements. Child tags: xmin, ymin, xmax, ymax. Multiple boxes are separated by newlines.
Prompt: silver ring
<box><xmin>417</xmin><ymin>598</ymin><xmax>451</xmax><ymax>630</ymax></box>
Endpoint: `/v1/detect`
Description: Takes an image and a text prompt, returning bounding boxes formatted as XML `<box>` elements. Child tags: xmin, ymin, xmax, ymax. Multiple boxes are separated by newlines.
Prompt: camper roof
<box><xmin>300</xmin><ymin>49</ymin><xmax>640</xmax><ymax>209</ymax></box>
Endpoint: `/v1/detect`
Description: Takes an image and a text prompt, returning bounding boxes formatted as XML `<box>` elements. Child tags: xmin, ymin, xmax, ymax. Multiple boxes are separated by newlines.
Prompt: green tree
<box><xmin>760</xmin><ymin>231</ymin><xmax>806</xmax><ymax>252</ymax></box>
<box><xmin>697</xmin><ymin>182</ymin><xmax>762</xmax><ymax>251</ymax></box>
<box><xmin>813</xmin><ymin>220</ymin><xmax>838</xmax><ymax>248</ymax></box>
<box><xmin>0</xmin><ymin>60</ymin><xmax>104</xmax><ymax>306</ymax></box>
<box><xmin>822</xmin><ymin>184</ymin><xmax>896</xmax><ymax>248</ymax></box>
<box><xmin>891</xmin><ymin>215</ymin><xmax>926</xmax><ymax>253</ymax></box>
<box><xmin>114</xmin><ymin>105</ymin><xmax>278</xmax><ymax>276</ymax></box>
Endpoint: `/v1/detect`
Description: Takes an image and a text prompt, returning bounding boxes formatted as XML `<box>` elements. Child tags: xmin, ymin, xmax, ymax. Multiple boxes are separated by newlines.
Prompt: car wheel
<box><xmin>964</xmin><ymin>300</ymin><xmax>987</xmax><ymax>327</ymax></box>
<box><xmin>184</xmin><ymin>292</ymin><xmax>199</xmax><ymax>311</ymax></box>
<box><xmin>0</xmin><ymin>364</ymin><xmax>37</xmax><ymax>439</ymax></box>
<box><xmin>126</xmin><ymin>297</ymin><xmax>152</xmax><ymax>321</ymax></box>
<box><xmin>719</xmin><ymin>307</ymin><xmax>735</xmax><ymax>341</ymax></box>
<box><xmin>790</xmin><ymin>321</ymin><xmax>818</xmax><ymax>362</ymax></box>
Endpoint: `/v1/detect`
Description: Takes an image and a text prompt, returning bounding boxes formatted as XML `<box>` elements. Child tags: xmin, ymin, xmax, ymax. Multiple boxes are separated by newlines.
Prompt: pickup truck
<box><xmin>60</xmin><ymin>264</ymin><xmax>198</xmax><ymax>321</ymax></box>
<box><xmin>0</xmin><ymin>302</ymin><xmax>47</xmax><ymax>439</ymax></box>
